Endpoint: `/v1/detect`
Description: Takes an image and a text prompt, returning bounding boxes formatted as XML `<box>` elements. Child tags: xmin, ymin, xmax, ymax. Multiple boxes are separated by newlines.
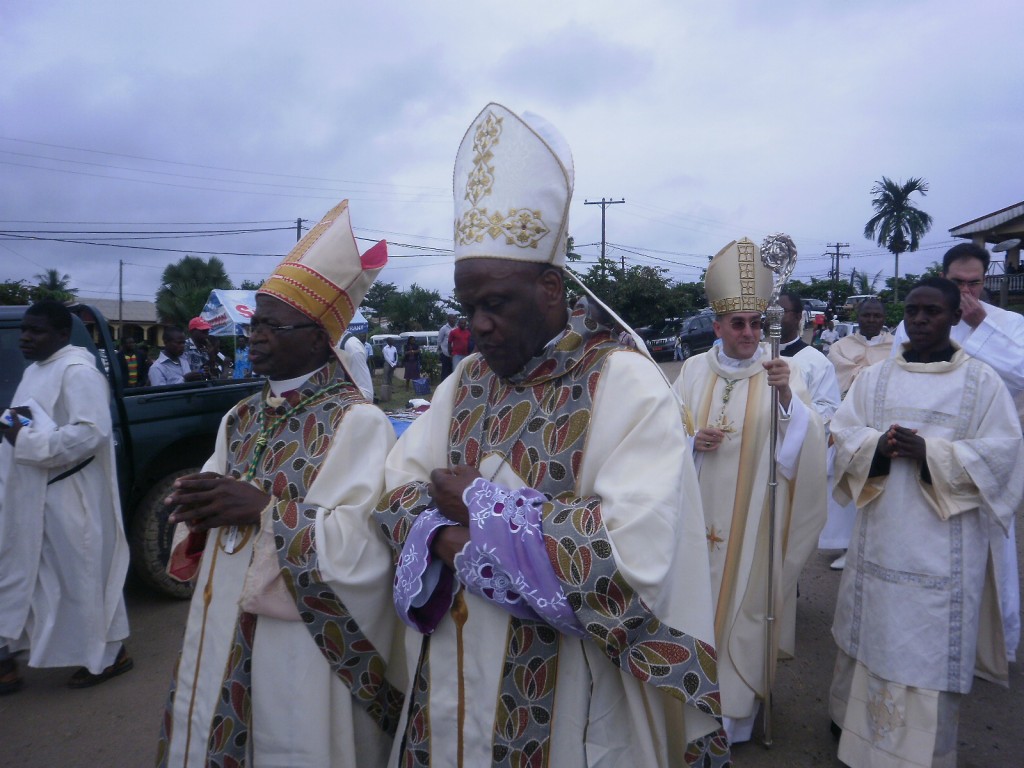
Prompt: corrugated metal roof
<box><xmin>949</xmin><ymin>201</ymin><xmax>1024</xmax><ymax>237</ymax></box>
<box><xmin>78</xmin><ymin>298</ymin><xmax>157</xmax><ymax>323</ymax></box>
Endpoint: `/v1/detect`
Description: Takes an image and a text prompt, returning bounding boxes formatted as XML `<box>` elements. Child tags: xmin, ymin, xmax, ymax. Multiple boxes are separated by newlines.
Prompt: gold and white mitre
<box><xmin>704</xmin><ymin>237</ymin><xmax>773</xmax><ymax>314</ymax></box>
<box><xmin>258</xmin><ymin>200</ymin><xmax>387</xmax><ymax>346</ymax></box>
<box><xmin>453</xmin><ymin>102</ymin><xmax>573</xmax><ymax>266</ymax></box>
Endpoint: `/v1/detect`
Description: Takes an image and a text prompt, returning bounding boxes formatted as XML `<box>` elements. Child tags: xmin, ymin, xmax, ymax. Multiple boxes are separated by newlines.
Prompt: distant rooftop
<box><xmin>77</xmin><ymin>298</ymin><xmax>157</xmax><ymax>323</ymax></box>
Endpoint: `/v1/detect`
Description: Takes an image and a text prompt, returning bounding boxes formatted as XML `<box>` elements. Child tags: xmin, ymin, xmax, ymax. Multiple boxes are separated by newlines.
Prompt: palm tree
<box><xmin>155</xmin><ymin>256</ymin><xmax>232</xmax><ymax>326</ymax></box>
<box><xmin>849</xmin><ymin>268</ymin><xmax>885</xmax><ymax>295</ymax></box>
<box><xmin>863</xmin><ymin>177</ymin><xmax>933</xmax><ymax>303</ymax></box>
<box><xmin>32</xmin><ymin>268</ymin><xmax>77</xmax><ymax>303</ymax></box>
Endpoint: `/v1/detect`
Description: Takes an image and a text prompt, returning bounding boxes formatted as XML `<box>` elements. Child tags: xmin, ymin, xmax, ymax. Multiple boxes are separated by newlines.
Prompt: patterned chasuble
<box><xmin>376</xmin><ymin>301</ymin><xmax>728</xmax><ymax>768</ymax></box>
<box><xmin>157</xmin><ymin>362</ymin><xmax>404</xmax><ymax>768</ymax></box>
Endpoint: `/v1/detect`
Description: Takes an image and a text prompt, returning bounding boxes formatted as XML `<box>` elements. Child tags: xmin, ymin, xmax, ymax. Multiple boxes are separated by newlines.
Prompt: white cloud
<box><xmin>1</xmin><ymin>0</ymin><xmax>1021</xmax><ymax>305</ymax></box>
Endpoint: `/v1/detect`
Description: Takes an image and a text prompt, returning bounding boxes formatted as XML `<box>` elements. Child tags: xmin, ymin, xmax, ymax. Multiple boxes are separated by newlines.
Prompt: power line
<box><xmin>584</xmin><ymin>198</ymin><xmax>625</xmax><ymax>272</ymax></box>
<box><xmin>0</xmin><ymin>136</ymin><xmax>448</xmax><ymax>192</ymax></box>
<box><xmin>0</xmin><ymin>159</ymin><xmax>451</xmax><ymax>203</ymax></box>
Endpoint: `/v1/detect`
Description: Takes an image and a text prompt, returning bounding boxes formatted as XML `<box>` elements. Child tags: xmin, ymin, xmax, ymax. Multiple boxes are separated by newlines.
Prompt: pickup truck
<box><xmin>0</xmin><ymin>304</ymin><xmax>263</xmax><ymax>598</ymax></box>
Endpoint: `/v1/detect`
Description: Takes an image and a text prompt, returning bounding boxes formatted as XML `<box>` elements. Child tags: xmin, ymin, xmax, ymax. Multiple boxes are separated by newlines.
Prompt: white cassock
<box><xmin>820</xmin><ymin>331</ymin><xmax>895</xmax><ymax>550</ymax></box>
<box><xmin>894</xmin><ymin>303</ymin><xmax>1024</xmax><ymax>661</ymax></box>
<box><xmin>164</xmin><ymin>400</ymin><xmax>400</xmax><ymax>768</ymax></box>
<box><xmin>338</xmin><ymin>334</ymin><xmax>374</xmax><ymax>400</ymax></box>
<box><xmin>383</xmin><ymin>351</ymin><xmax>722</xmax><ymax>767</ymax></box>
<box><xmin>674</xmin><ymin>344</ymin><xmax>827</xmax><ymax>741</ymax></box>
<box><xmin>830</xmin><ymin>346</ymin><xmax>1023</xmax><ymax>767</ymax></box>
<box><xmin>0</xmin><ymin>344</ymin><xmax>130</xmax><ymax>674</ymax></box>
<box><xmin>781</xmin><ymin>340</ymin><xmax>841</xmax><ymax>429</ymax></box>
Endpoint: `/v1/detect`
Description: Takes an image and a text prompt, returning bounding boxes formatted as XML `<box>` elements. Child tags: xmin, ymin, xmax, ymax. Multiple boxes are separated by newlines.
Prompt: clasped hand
<box><xmin>877</xmin><ymin>424</ymin><xmax>926</xmax><ymax>462</ymax></box>
<box><xmin>426</xmin><ymin>465</ymin><xmax>482</xmax><ymax>567</ymax></box>
<box><xmin>166</xmin><ymin>471</ymin><xmax>271</xmax><ymax>532</ymax></box>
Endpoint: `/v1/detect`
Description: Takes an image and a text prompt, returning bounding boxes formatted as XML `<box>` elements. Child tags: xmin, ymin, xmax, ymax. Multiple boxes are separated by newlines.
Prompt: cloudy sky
<box><xmin>2</xmin><ymin>0</ymin><xmax>1021</xmax><ymax>309</ymax></box>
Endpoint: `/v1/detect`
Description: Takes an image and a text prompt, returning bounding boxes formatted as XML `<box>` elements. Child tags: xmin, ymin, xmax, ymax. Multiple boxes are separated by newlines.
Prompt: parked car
<box><xmin>676</xmin><ymin>312</ymin><xmax>718</xmax><ymax>359</ymax></box>
<box><xmin>399</xmin><ymin>330</ymin><xmax>439</xmax><ymax>354</ymax></box>
<box><xmin>0</xmin><ymin>304</ymin><xmax>264</xmax><ymax>598</ymax></box>
<box><xmin>643</xmin><ymin>319</ymin><xmax>685</xmax><ymax>361</ymax></box>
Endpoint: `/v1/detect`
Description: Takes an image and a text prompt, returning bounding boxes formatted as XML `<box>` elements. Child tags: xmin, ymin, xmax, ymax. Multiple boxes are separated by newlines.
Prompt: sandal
<box><xmin>67</xmin><ymin>645</ymin><xmax>133</xmax><ymax>689</ymax></box>
<box><xmin>0</xmin><ymin>657</ymin><xmax>22</xmax><ymax>695</ymax></box>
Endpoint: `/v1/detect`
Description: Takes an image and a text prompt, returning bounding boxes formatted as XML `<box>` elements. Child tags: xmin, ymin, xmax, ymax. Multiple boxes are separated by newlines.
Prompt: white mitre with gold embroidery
<box><xmin>453</xmin><ymin>103</ymin><xmax>573</xmax><ymax>266</ymax></box>
<box><xmin>704</xmin><ymin>237</ymin><xmax>774</xmax><ymax>314</ymax></box>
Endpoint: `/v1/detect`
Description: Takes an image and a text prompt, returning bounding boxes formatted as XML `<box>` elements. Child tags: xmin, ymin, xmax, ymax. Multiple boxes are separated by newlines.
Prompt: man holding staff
<box><xmin>673</xmin><ymin>237</ymin><xmax>827</xmax><ymax>743</ymax></box>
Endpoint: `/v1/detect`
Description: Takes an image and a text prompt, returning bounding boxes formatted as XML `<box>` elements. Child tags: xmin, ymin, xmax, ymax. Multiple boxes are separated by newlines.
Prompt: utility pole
<box><xmin>296</xmin><ymin>218</ymin><xmax>306</xmax><ymax>243</ymax></box>
<box><xmin>584</xmin><ymin>198</ymin><xmax>625</xmax><ymax>275</ymax></box>
<box><xmin>118</xmin><ymin>259</ymin><xmax>124</xmax><ymax>341</ymax></box>
<box><xmin>826</xmin><ymin>242</ymin><xmax>849</xmax><ymax>315</ymax></box>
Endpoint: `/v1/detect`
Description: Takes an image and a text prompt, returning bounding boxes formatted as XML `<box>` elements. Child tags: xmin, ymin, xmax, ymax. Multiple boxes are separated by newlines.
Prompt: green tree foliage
<box><xmin>32</xmin><ymin>268</ymin><xmax>77</xmax><ymax>303</ymax></box>
<box><xmin>864</xmin><ymin>176</ymin><xmax>933</xmax><ymax>303</ymax></box>
<box><xmin>668</xmin><ymin>281</ymin><xmax>707</xmax><ymax>314</ymax></box>
<box><xmin>385</xmin><ymin>283</ymin><xmax>445</xmax><ymax>332</ymax></box>
<box><xmin>566</xmin><ymin>235</ymin><xmax>582</xmax><ymax>262</ymax></box>
<box><xmin>0</xmin><ymin>279</ymin><xmax>33</xmax><ymax>305</ymax></box>
<box><xmin>577</xmin><ymin>263</ymin><xmax>676</xmax><ymax>328</ymax></box>
<box><xmin>239</xmin><ymin>278</ymin><xmax>264</xmax><ymax>290</ymax></box>
<box><xmin>155</xmin><ymin>256</ymin><xmax>233</xmax><ymax>326</ymax></box>
<box><xmin>364</xmin><ymin>281</ymin><xmax>399</xmax><ymax>314</ymax></box>
<box><xmin>848</xmin><ymin>269</ymin><xmax>885</xmax><ymax>295</ymax></box>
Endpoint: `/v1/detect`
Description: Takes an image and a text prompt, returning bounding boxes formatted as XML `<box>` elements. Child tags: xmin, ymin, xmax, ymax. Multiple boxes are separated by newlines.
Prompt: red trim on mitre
<box><xmin>361</xmin><ymin>239</ymin><xmax>388</xmax><ymax>270</ymax></box>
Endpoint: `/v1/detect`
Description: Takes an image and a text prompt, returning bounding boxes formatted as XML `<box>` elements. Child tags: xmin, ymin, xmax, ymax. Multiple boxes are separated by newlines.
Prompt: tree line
<box><xmin>0</xmin><ymin>174</ymin><xmax>936</xmax><ymax>331</ymax></box>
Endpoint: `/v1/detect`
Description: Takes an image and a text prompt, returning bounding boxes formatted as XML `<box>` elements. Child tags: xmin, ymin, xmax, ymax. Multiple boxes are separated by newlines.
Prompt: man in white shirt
<box><xmin>891</xmin><ymin>243</ymin><xmax>1024</xmax><ymax>663</ymax></box>
<box><xmin>381</xmin><ymin>337</ymin><xmax>398</xmax><ymax>386</ymax></box>
<box><xmin>148</xmin><ymin>328</ymin><xmax>194</xmax><ymax>386</ymax></box>
<box><xmin>437</xmin><ymin>313</ymin><xmax>456</xmax><ymax>380</ymax></box>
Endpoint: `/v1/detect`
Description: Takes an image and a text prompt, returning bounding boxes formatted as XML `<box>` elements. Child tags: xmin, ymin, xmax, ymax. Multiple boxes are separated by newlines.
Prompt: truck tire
<box><xmin>128</xmin><ymin>468</ymin><xmax>197</xmax><ymax>600</ymax></box>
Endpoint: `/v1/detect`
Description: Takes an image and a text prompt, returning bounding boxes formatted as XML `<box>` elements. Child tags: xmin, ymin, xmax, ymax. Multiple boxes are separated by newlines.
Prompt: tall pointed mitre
<box><xmin>704</xmin><ymin>237</ymin><xmax>774</xmax><ymax>314</ymax></box>
<box><xmin>258</xmin><ymin>200</ymin><xmax>387</xmax><ymax>345</ymax></box>
<box><xmin>453</xmin><ymin>103</ymin><xmax>574</xmax><ymax>266</ymax></box>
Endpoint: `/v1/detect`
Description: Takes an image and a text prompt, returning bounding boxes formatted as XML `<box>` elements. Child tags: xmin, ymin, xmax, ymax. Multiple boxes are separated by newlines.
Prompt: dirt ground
<box><xmin>1</xmin><ymin>359</ymin><xmax>1021</xmax><ymax>767</ymax></box>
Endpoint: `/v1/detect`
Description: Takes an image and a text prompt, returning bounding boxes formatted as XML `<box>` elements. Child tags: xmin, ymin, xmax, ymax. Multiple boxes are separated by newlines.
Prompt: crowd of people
<box><xmin>1</xmin><ymin>103</ymin><xmax>1022</xmax><ymax>768</ymax></box>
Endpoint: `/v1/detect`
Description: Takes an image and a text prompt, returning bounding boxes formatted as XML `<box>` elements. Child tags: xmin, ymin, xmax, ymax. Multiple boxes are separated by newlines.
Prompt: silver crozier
<box><xmin>759</xmin><ymin>233</ymin><xmax>797</xmax><ymax>747</ymax></box>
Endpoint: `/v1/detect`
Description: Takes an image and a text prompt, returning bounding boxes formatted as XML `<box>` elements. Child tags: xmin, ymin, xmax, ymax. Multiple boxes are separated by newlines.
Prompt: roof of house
<box><xmin>77</xmin><ymin>298</ymin><xmax>158</xmax><ymax>323</ymax></box>
<box><xmin>949</xmin><ymin>201</ymin><xmax>1024</xmax><ymax>242</ymax></box>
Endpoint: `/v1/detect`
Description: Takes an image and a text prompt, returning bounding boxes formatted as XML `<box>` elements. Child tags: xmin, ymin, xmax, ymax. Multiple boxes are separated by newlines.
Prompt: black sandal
<box><xmin>0</xmin><ymin>657</ymin><xmax>23</xmax><ymax>695</ymax></box>
<box><xmin>67</xmin><ymin>645</ymin><xmax>133</xmax><ymax>689</ymax></box>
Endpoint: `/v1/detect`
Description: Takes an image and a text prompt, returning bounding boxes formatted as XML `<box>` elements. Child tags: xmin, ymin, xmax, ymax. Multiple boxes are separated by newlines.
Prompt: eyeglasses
<box><xmin>949</xmin><ymin>279</ymin><xmax>983</xmax><ymax>288</ymax></box>
<box><xmin>249</xmin><ymin>319</ymin><xmax>320</xmax><ymax>335</ymax></box>
<box><xmin>727</xmin><ymin>318</ymin><xmax>764</xmax><ymax>330</ymax></box>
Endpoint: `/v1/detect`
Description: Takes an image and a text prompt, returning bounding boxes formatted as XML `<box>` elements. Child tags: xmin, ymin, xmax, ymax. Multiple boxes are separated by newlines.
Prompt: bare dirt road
<box><xmin>2</xmin><ymin>359</ymin><xmax>1021</xmax><ymax>766</ymax></box>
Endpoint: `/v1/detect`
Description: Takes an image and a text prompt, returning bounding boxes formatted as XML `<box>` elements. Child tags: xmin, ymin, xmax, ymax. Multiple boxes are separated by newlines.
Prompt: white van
<box><xmin>399</xmin><ymin>331</ymin><xmax>439</xmax><ymax>354</ymax></box>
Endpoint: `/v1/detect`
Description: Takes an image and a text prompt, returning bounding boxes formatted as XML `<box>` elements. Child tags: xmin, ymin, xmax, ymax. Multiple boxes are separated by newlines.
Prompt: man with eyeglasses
<box><xmin>674</xmin><ymin>238</ymin><xmax>827</xmax><ymax>744</ymax></box>
<box><xmin>891</xmin><ymin>242</ymin><xmax>1024</xmax><ymax>669</ymax></box>
<box><xmin>157</xmin><ymin>201</ymin><xmax>404</xmax><ymax>768</ymax></box>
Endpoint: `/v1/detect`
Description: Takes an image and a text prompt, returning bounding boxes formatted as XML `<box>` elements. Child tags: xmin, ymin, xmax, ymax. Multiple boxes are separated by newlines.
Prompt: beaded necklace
<box><xmin>242</xmin><ymin>382</ymin><xmax>346</xmax><ymax>482</ymax></box>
